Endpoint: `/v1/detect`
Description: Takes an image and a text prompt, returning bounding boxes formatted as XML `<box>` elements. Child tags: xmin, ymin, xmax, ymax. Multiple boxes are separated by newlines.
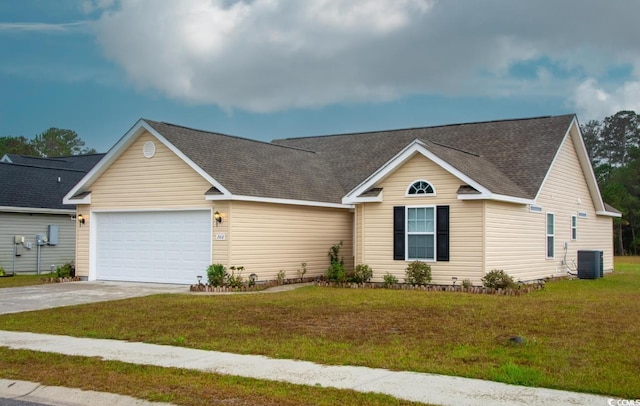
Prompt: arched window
<box><xmin>407</xmin><ymin>180</ymin><xmax>435</xmax><ymax>196</ymax></box>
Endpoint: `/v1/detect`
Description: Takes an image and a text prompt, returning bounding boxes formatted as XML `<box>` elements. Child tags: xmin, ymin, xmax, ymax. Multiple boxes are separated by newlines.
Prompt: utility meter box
<box><xmin>36</xmin><ymin>234</ymin><xmax>48</xmax><ymax>246</ymax></box>
<box><xmin>47</xmin><ymin>225</ymin><xmax>59</xmax><ymax>246</ymax></box>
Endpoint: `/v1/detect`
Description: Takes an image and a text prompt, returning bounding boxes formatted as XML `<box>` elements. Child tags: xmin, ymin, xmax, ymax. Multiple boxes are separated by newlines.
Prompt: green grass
<box><xmin>1</xmin><ymin>257</ymin><xmax>639</xmax><ymax>399</ymax></box>
<box><xmin>0</xmin><ymin>273</ymin><xmax>55</xmax><ymax>288</ymax></box>
<box><xmin>0</xmin><ymin>348</ymin><xmax>423</xmax><ymax>406</ymax></box>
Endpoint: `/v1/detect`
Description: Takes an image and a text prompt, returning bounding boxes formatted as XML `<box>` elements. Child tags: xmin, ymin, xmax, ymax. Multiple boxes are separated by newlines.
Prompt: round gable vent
<box><xmin>143</xmin><ymin>141</ymin><xmax>156</xmax><ymax>158</ymax></box>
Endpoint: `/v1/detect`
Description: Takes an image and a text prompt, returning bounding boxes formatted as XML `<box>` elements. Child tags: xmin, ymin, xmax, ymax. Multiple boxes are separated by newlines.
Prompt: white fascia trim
<box><xmin>343</xmin><ymin>140</ymin><xmax>491</xmax><ymax>202</ymax></box>
<box><xmin>596</xmin><ymin>210</ymin><xmax>623</xmax><ymax>218</ymax></box>
<box><xmin>0</xmin><ymin>206</ymin><xmax>75</xmax><ymax>215</ymax></box>
<box><xmin>208</xmin><ymin>193</ymin><xmax>353</xmax><ymax>209</ymax></box>
<box><xmin>143</xmin><ymin>124</ymin><xmax>231</xmax><ymax>196</ymax></box>
<box><xmin>342</xmin><ymin>195</ymin><xmax>383</xmax><ymax>204</ymax></box>
<box><xmin>63</xmin><ymin>193</ymin><xmax>91</xmax><ymax>205</ymax></box>
<box><xmin>63</xmin><ymin>119</ymin><xmax>231</xmax><ymax>203</ymax></box>
<box><xmin>458</xmin><ymin>193</ymin><xmax>535</xmax><ymax>205</ymax></box>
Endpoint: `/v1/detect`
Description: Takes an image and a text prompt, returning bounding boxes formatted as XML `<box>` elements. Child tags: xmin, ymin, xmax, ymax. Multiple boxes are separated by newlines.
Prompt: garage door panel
<box><xmin>96</xmin><ymin>211</ymin><xmax>211</xmax><ymax>284</ymax></box>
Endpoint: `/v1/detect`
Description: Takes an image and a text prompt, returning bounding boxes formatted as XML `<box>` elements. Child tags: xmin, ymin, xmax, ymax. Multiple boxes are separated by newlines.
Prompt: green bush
<box><xmin>383</xmin><ymin>272</ymin><xmax>398</xmax><ymax>287</ymax></box>
<box><xmin>0</xmin><ymin>266</ymin><xmax>5</xmax><ymax>276</ymax></box>
<box><xmin>404</xmin><ymin>261</ymin><xmax>431</xmax><ymax>285</ymax></box>
<box><xmin>327</xmin><ymin>262</ymin><xmax>347</xmax><ymax>283</ymax></box>
<box><xmin>349</xmin><ymin>264</ymin><xmax>373</xmax><ymax>283</ymax></box>
<box><xmin>482</xmin><ymin>269</ymin><xmax>516</xmax><ymax>289</ymax></box>
<box><xmin>327</xmin><ymin>241</ymin><xmax>346</xmax><ymax>282</ymax></box>
<box><xmin>207</xmin><ymin>264</ymin><xmax>227</xmax><ymax>287</ymax></box>
<box><xmin>227</xmin><ymin>266</ymin><xmax>245</xmax><ymax>288</ymax></box>
<box><xmin>55</xmin><ymin>262</ymin><xmax>74</xmax><ymax>278</ymax></box>
<box><xmin>462</xmin><ymin>279</ymin><xmax>472</xmax><ymax>289</ymax></box>
<box><xmin>277</xmin><ymin>270</ymin><xmax>286</xmax><ymax>285</ymax></box>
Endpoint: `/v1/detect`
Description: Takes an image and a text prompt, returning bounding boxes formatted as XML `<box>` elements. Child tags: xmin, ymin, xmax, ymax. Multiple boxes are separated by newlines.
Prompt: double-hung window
<box><xmin>571</xmin><ymin>215</ymin><xmax>577</xmax><ymax>240</ymax></box>
<box><xmin>407</xmin><ymin>207</ymin><xmax>435</xmax><ymax>260</ymax></box>
<box><xmin>546</xmin><ymin>213</ymin><xmax>555</xmax><ymax>258</ymax></box>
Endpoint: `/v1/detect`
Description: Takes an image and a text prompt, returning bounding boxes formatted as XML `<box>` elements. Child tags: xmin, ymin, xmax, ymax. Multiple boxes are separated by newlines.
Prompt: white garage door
<box><xmin>95</xmin><ymin>210</ymin><xmax>211</xmax><ymax>284</ymax></box>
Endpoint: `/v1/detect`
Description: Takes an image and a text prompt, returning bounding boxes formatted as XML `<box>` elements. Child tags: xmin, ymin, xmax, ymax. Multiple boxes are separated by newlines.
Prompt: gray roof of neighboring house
<box><xmin>272</xmin><ymin>114</ymin><xmax>576</xmax><ymax>200</ymax></box>
<box><xmin>1</xmin><ymin>153</ymin><xmax>105</xmax><ymax>172</ymax></box>
<box><xmin>144</xmin><ymin>120</ymin><xmax>347</xmax><ymax>204</ymax></box>
<box><xmin>0</xmin><ymin>154</ymin><xmax>105</xmax><ymax>211</ymax></box>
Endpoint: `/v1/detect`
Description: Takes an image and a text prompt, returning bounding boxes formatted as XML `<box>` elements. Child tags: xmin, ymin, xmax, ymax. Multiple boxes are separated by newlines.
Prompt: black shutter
<box><xmin>393</xmin><ymin>206</ymin><xmax>405</xmax><ymax>260</ymax></box>
<box><xmin>436</xmin><ymin>205</ymin><xmax>450</xmax><ymax>261</ymax></box>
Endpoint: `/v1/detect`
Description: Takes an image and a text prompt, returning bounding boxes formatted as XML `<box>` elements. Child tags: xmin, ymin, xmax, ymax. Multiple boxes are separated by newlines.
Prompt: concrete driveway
<box><xmin>0</xmin><ymin>281</ymin><xmax>188</xmax><ymax>315</ymax></box>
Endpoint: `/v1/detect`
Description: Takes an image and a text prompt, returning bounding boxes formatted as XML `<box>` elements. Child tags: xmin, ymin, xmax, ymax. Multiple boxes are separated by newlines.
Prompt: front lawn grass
<box><xmin>1</xmin><ymin>257</ymin><xmax>639</xmax><ymax>399</ymax></box>
<box><xmin>0</xmin><ymin>273</ymin><xmax>53</xmax><ymax>288</ymax></box>
<box><xmin>0</xmin><ymin>348</ymin><xmax>422</xmax><ymax>406</ymax></box>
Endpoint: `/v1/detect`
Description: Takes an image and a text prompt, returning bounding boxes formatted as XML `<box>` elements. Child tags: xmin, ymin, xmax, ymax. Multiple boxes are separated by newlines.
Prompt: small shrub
<box><xmin>297</xmin><ymin>262</ymin><xmax>308</xmax><ymax>281</ymax></box>
<box><xmin>482</xmin><ymin>269</ymin><xmax>516</xmax><ymax>289</ymax></box>
<box><xmin>328</xmin><ymin>241</ymin><xmax>344</xmax><ymax>266</ymax></box>
<box><xmin>350</xmin><ymin>264</ymin><xmax>373</xmax><ymax>283</ymax></box>
<box><xmin>404</xmin><ymin>261</ymin><xmax>431</xmax><ymax>285</ymax></box>
<box><xmin>383</xmin><ymin>272</ymin><xmax>398</xmax><ymax>287</ymax></box>
<box><xmin>327</xmin><ymin>241</ymin><xmax>346</xmax><ymax>282</ymax></box>
<box><xmin>207</xmin><ymin>264</ymin><xmax>227</xmax><ymax>287</ymax></box>
<box><xmin>277</xmin><ymin>269</ymin><xmax>286</xmax><ymax>285</ymax></box>
<box><xmin>0</xmin><ymin>266</ymin><xmax>5</xmax><ymax>276</ymax></box>
<box><xmin>227</xmin><ymin>266</ymin><xmax>245</xmax><ymax>288</ymax></box>
<box><xmin>55</xmin><ymin>262</ymin><xmax>74</xmax><ymax>278</ymax></box>
<box><xmin>462</xmin><ymin>278</ymin><xmax>472</xmax><ymax>289</ymax></box>
<box><xmin>327</xmin><ymin>262</ymin><xmax>347</xmax><ymax>283</ymax></box>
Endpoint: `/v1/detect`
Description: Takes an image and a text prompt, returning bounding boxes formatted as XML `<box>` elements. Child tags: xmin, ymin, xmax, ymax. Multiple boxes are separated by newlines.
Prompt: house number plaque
<box><xmin>215</xmin><ymin>233</ymin><xmax>226</xmax><ymax>241</ymax></box>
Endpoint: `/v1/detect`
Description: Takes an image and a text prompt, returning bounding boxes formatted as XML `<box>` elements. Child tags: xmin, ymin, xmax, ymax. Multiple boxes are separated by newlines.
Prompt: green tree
<box><xmin>0</xmin><ymin>135</ymin><xmax>38</xmax><ymax>156</ymax></box>
<box><xmin>600</xmin><ymin>111</ymin><xmax>640</xmax><ymax>167</ymax></box>
<box><xmin>31</xmin><ymin>128</ymin><xmax>95</xmax><ymax>157</ymax></box>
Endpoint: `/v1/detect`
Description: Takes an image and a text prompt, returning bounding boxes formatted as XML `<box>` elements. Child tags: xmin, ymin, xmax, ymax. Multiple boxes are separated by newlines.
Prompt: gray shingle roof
<box><xmin>144</xmin><ymin>121</ymin><xmax>347</xmax><ymax>204</ymax></box>
<box><xmin>0</xmin><ymin>154</ymin><xmax>105</xmax><ymax>211</ymax></box>
<box><xmin>2</xmin><ymin>154</ymin><xmax>105</xmax><ymax>172</ymax></box>
<box><xmin>0</xmin><ymin>163</ymin><xmax>87</xmax><ymax>210</ymax></box>
<box><xmin>272</xmin><ymin>114</ymin><xmax>576</xmax><ymax>200</ymax></box>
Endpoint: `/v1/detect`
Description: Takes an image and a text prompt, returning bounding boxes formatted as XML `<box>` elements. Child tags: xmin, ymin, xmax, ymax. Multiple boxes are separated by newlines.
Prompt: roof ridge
<box><xmin>0</xmin><ymin>161</ymin><xmax>89</xmax><ymax>173</ymax></box>
<box><xmin>148</xmin><ymin>119</ymin><xmax>317</xmax><ymax>154</ymax></box>
<box><xmin>274</xmin><ymin>114</ymin><xmax>574</xmax><ymax>141</ymax></box>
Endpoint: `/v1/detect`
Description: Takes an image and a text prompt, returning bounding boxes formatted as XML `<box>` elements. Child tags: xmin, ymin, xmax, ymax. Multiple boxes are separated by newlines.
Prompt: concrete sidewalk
<box><xmin>0</xmin><ymin>378</ymin><xmax>174</xmax><ymax>406</ymax></box>
<box><xmin>0</xmin><ymin>330</ymin><xmax>611</xmax><ymax>406</ymax></box>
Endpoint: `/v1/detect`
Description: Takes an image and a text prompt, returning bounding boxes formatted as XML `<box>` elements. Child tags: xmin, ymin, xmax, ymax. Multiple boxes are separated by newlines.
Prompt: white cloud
<box><xmin>89</xmin><ymin>0</ymin><xmax>640</xmax><ymax>113</ymax></box>
<box><xmin>573</xmin><ymin>79</ymin><xmax>640</xmax><ymax>121</ymax></box>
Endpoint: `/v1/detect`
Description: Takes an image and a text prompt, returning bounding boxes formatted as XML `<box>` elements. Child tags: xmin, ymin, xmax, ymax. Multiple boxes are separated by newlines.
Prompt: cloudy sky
<box><xmin>1</xmin><ymin>0</ymin><xmax>639</xmax><ymax>153</ymax></box>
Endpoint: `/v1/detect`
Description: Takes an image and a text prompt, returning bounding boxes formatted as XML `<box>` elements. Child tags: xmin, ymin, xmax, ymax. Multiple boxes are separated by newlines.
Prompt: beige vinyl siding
<box><xmin>359</xmin><ymin>153</ymin><xmax>484</xmax><ymax>284</ymax></box>
<box><xmin>75</xmin><ymin>204</ymin><xmax>90</xmax><ymax>278</ymax></box>
<box><xmin>226</xmin><ymin>201</ymin><xmax>353</xmax><ymax>281</ymax></box>
<box><xmin>75</xmin><ymin>132</ymin><xmax>214</xmax><ymax>278</ymax></box>
<box><xmin>0</xmin><ymin>212</ymin><xmax>75</xmax><ymax>274</ymax></box>
<box><xmin>485</xmin><ymin>124</ymin><xmax>614</xmax><ymax>281</ymax></box>
<box><xmin>89</xmin><ymin>132</ymin><xmax>213</xmax><ymax>210</ymax></box>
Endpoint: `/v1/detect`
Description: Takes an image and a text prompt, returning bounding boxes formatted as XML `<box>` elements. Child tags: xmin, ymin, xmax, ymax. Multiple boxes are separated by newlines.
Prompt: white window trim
<box><xmin>571</xmin><ymin>215</ymin><xmax>577</xmax><ymax>241</ymax></box>
<box><xmin>405</xmin><ymin>179</ymin><xmax>436</xmax><ymax>197</ymax></box>
<box><xmin>405</xmin><ymin>205</ymin><xmax>436</xmax><ymax>261</ymax></box>
<box><xmin>546</xmin><ymin>212</ymin><xmax>555</xmax><ymax>259</ymax></box>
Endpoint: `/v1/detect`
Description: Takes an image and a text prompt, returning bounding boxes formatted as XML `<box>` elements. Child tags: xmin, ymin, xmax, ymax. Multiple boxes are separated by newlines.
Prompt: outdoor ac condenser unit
<box><xmin>577</xmin><ymin>250</ymin><xmax>603</xmax><ymax>279</ymax></box>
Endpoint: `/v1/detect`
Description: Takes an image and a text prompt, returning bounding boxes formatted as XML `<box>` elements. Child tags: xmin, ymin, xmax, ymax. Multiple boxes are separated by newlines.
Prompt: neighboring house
<box><xmin>0</xmin><ymin>154</ymin><xmax>105</xmax><ymax>274</ymax></box>
<box><xmin>63</xmin><ymin>114</ymin><xmax>620</xmax><ymax>285</ymax></box>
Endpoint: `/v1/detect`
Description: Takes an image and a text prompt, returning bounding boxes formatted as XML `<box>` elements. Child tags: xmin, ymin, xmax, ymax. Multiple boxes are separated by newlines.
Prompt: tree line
<box><xmin>581</xmin><ymin>110</ymin><xmax>640</xmax><ymax>255</ymax></box>
<box><xmin>0</xmin><ymin>128</ymin><xmax>95</xmax><ymax>158</ymax></box>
